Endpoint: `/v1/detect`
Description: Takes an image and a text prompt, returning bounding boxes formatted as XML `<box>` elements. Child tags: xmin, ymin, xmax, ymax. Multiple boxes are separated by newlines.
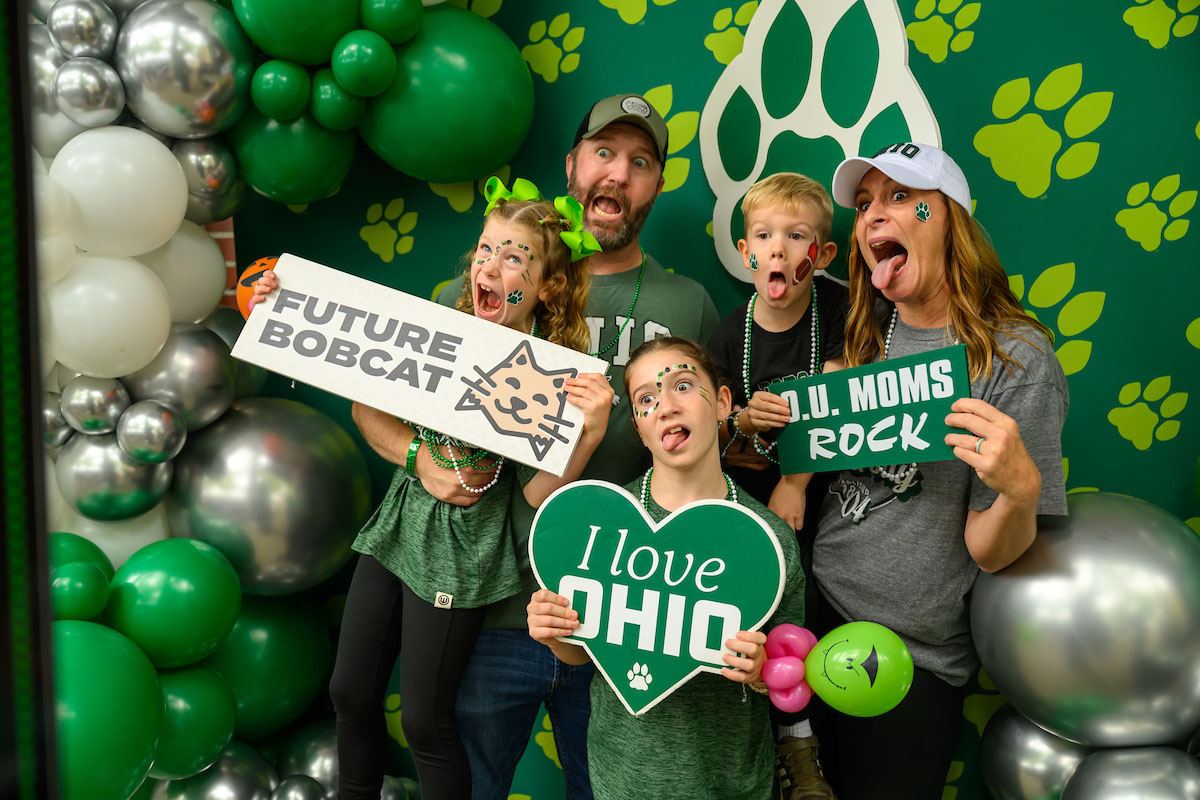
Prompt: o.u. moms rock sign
<box><xmin>530</xmin><ymin>481</ymin><xmax>785</xmax><ymax>716</ymax></box>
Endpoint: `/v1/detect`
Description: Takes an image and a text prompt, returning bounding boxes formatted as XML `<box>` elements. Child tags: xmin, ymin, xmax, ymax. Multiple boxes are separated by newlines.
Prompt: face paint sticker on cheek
<box><xmin>915</xmin><ymin>202</ymin><xmax>931</xmax><ymax>223</ymax></box>
<box><xmin>749</xmin><ymin>253</ymin><xmax>760</xmax><ymax>271</ymax></box>
<box><xmin>506</xmin><ymin>290</ymin><xmax>524</xmax><ymax>305</ymax></box>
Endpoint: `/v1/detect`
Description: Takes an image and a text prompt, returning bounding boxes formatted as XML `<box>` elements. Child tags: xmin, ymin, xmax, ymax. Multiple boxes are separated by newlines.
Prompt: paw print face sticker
<box><xmin>506</xmin><ymin>290</ymin><xmax>524</xmax><ymax>306</ymax></box>
<box><xmin>627</xmin><ymin>662</ymin><xmax>653</xmax><ymax>690</ymax></box>
<box><xmin>973</xmin><ymin>64</ymin><xmax>1113</xmax><ymax>198</ymax></box>
<box><xmin>1115</xmin><ymin>175</ymin><xmax>1195</xmax><ymax>251</ymax></box>
<box><xmin>906</xmin><ymin>0</ymin><xmax>980</xmax><ymax>63</ymax></box>
<box><xmin>644</xmin><ymin>85</ymin><xmax>699</xmax><ymax>193</ymax></box>
<box><xmin>1009</xmin><ymin>262</ymin><xmax>1105</xmax><ymax>376</ymax></box>
<box><xmin>1108</xmin><ymin>376</ymin><xmax>1187</xmax><ymax>451</ymax></box>
<box><xmin>706</xmin><ymin>2</ymin><xmax>759</xmax><ymax>64</ymax></box>
<box><xmin>598</xmin><ymin>0</ymin><xmax>678</xmax><ymax>25</ymax></box>
<box><xmin>1123</xmin><ymin>0</ymin><xmax>1198</xmax><ymax>48</ymax></box>
<box><xmin>522</xmin><ymin>13</ymin><xmax>584</xmax><ymax>83</ymax></box>
<box><xmin>360</xmin><ymin>198</ymin><xmax>418</xmax><ymax>263</ymax></box>
<box><xmin>702</xmin><ymin>0</ymin><xmax>939</xmax><ymax>280</ymax></box>
<box><xmin>915</xmin><ymin>201</ymin><xmax>931</xmax><ymax>222</ymax></box>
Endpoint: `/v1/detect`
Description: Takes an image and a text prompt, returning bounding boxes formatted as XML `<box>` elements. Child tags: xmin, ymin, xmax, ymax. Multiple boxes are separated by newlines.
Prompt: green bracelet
<box><xmin>405</xmin><ymin>437</ymin><xmax>422</xmax><ymax>477</ymax></box>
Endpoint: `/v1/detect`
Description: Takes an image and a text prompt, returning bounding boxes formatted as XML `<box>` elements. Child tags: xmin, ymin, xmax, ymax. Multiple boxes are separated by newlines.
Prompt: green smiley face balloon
<box><xmin>803</xmin><ymin>621</ymin><xmax>914</xmax><ymax>717</ymax></box>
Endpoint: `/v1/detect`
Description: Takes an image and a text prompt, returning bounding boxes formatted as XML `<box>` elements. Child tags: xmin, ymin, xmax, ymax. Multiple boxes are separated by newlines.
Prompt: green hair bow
<box><xmin>553</xmin><ymin>195</ymin><xmax>602</xmax><ymax>262</ymax></box>
<box><xmin>483</xmin><ymin>176</ymin><xmax>543</xmax><ymax>215</ymax></box>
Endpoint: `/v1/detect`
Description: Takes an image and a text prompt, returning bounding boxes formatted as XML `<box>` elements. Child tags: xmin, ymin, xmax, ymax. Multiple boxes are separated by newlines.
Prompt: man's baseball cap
<box><xmin>832</xmin><ymin>142</ymin><xmax>972</xmax><ymax>215</ymax></box>
<box><xmin>573</xmin><ymin>94</ymin><xmax>669</xmax><ymax>164</ymax></box>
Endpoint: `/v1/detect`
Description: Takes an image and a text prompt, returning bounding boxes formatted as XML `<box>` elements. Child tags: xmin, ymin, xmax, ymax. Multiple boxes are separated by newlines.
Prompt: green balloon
<box><xmin>230</xmin><ymin>109</ymin><xmax>356</xmax><ymax>204</ymax></box>
<box><xmin>803</xmin><ymin>621</ymin><xmax>914</xmax><ymax>717</ymax></box>
<box><xmin>104</xmin><ymin>538</ymin><xmax>241</xmax><ymax>669</ymax></box>
<box><xmin>54</xmin><ymin>620</ymin><xmax>162</xmax><ymax>800</ymax></box>
<box><xmin>50</xmin><ymin>561</ymin><xmax>110</xmax><ymax>620</ymax></box>
<box><xmin>331</xmin><ymin>29</ymin><xmax>397</xmax><ymax>98</ymax></box>
<box><xmin>310</xmin><ymin>68</ymin><xmax>367</xmax><ymax>131</ymax></box>
<box><xmin>358</xmin><ymin>5</ymin><xmax>534</xmax><ymax>182</ymax></box>
<box><xmin>361</xmin><ymin>0</ymin><xmax>423</xmax><ymax>45</ymax></box>
<box><xmin>231</xmin><ymin>0</ymin><xmax>359</xmax><ymax>64</ymax></box>
<box><xmin>150</xmin><ymin>664</ymin><xmax>236</xmax><ymax>780</ymax></box>
<box><xmin>251</xmin><ymin>60</ymin><xmax>311</xmax><ymax>121</ymax></box>
<box><xmin>204</xmin><ymin>595</ymin><xmax>332</xmax><ymax>739</ymax></box>
<box><xmin>48</xmin><ymin>531</ymin><xmax>115</xmax><ymax>580</ymax></box>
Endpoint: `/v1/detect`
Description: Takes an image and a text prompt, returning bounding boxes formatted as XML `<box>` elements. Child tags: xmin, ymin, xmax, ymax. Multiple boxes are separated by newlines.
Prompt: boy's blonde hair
<box><xmin>741</xmin><ymin>172</ymin><xmax>834</xmax><ymax>243</ymax></box>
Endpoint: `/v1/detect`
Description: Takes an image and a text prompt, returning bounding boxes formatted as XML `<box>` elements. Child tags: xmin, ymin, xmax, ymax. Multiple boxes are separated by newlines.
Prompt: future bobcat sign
<box><xmin>232</xmin><ymin>254</ymin><xmax>607</xmax><ymax>477</ymax></box>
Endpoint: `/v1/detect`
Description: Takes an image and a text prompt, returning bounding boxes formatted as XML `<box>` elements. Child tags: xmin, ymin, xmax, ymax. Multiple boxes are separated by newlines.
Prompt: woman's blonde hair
<box><xmin>455</xmin><ymin>199</ymin><xmax>591</xmax><ymax>354</ymax></box>
<box><xmin>843</xmin><ymin>198</ymin><xmax>1053</xmax><ymax>381</ymax></box>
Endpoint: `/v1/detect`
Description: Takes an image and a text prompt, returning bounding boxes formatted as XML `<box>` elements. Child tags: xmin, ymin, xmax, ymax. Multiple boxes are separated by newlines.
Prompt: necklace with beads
<box><xmin>741</xmin><ymin>284</ymin><xmax>819</xmax><ymax>464</ymax></box>
<box><xmin>591</xmin><ymin>249</ymin><xmax>645</xmax><ymax>358</ymax></box>
<box><xmin>875</xmin><ymin>308</ymin><xmax>907</xmax><ymax>480</ymax></box>
<box><xmin>640</xmin><ymin>467</ymin><xmax>737</xmax><ymax>510</ymax></box>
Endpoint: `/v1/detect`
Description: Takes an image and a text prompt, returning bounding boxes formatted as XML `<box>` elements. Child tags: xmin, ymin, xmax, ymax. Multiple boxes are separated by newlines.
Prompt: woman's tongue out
<box><xmin>871</xmin><ymin>243</ymin><xmax>908</xmax><ymax>290</ymax></box>
<box><xmin>662</xmin><ymin>425</ymin><xmax>690</xmax><ymax>452</ymax></box>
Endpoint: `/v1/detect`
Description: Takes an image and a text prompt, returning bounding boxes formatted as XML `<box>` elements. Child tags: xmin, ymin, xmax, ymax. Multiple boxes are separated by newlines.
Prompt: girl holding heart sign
<box><xmin>527</xmin><ymin>337</ymin><xmax>806</xmax><ymax>800</ymax></box>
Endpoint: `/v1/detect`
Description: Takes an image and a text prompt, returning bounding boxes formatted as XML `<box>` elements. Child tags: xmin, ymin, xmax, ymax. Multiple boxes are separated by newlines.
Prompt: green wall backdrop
<box><xmin>229</xmin><ymin>1</ymin><xmax>1200</xmax><ymax>797</ymax></box>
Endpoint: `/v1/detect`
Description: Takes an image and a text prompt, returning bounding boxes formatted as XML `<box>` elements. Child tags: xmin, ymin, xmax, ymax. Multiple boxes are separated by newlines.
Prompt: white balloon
<box><xmin>39</xmin><ymin>296</ymin><xmax>60</xmax><ymax>381</ymax></box>
<box><xmin>33</xmin><ymin>173</ymin><xmax>71</xmax><ymax>235</ymax></box>
<box><xmin>137</xmin><ymin>220</ymin><xmax>227</xmax><ymax>323</ymax></box>
<box><xmin>48</xmin><ymin>126</ymin><xmax>188</xmax><ymax>256</ymax></box>
<box><xmin>37</xmin><ymin>232</ymin><xmax>76</xmax><ymax>285</ymax></box>
<box><xmin>46</xmin><ymin>254</ymin><xmax>171</xmax><ymax>377</ymax></box>
<box><xmin>31</xmin><ymin>148</ymin><xmax>48</xmax><ymax>175</ymax></box>
<box><xmin>48</xmin><ymin>501</ymin><xmax>171</xmax><ymax>568</ymax></box>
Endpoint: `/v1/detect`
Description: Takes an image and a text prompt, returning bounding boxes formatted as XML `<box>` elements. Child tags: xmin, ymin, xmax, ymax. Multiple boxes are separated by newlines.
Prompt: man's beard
<box><xmin>567</xmin><ymin>165</ymin><xmax>656</xmax><ymax>252</ymax></box>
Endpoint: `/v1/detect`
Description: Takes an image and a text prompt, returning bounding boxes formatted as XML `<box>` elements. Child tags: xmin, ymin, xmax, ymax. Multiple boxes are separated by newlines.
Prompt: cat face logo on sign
<box><xmin>530</xmin><ymin>480</ymin><xmax>786</xmax><ymax>716</ymax></box>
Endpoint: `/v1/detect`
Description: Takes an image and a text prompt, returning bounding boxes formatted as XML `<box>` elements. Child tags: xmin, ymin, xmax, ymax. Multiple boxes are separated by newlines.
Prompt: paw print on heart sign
<box><xmin>627</xmin><ymin>662</ymin><xmax>653</xmax><ymax>691</ymax></box>
<box><xmin>1116</xmin><ymin>174</ymin><xmax>1195</xmax><ymax>251</ymax></box>
<box><xmin>906</xmin><ymin>0</ymin><xmax>980</xmax><ymax>63</ymax></box>
<box><xmin>973</xmin><ymin>64</ymin><xmax>1113</xmax><ymax>198</ymax></box>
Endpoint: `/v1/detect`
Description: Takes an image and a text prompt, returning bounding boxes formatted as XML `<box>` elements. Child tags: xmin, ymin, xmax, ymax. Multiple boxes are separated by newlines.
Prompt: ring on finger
<box><xmin>974</xmin><ymin>436</ymin><xmax>985</xmax><ymax>454</ymax></box>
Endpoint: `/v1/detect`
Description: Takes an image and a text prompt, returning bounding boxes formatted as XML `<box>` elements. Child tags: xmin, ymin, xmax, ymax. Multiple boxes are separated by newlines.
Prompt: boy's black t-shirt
<box><xmin>707</xmin><ymin>275</ymin><xmax>850</xmax><ymax>515</ymax></box>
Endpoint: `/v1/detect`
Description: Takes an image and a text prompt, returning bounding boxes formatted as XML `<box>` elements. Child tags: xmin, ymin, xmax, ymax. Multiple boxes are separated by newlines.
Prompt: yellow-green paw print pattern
<box><xmin>1009</xmin><ymin>261</ymin><xmax>1105</xmax><ymax>376</ymax></box>
<box><xmin>643</xmin><ymin>84</ymin><xmax>699</xmax><ymax>193</ymax></box>
<box><xmin>384</xmin><ymin>692</ymin><xmax>408</xmax><ymax>748</ymax></box>
<box><xmin>598</xmin><ymin>0</ymin><xmax>677</xmax><ymax>25</ymax></box>
<box><xmin>942</xmin><ymin>760</ymin><xmax>964</xmax><ymax>800</ymax></box>
<box><xmin>1108</xmin><ymin>376</ymin><xmax>1187</xmax><ymax>450</ymax></box>
<box><xmin>533</xmin><ymin>711</ymin><xmax>561</xmax><ymax>768</ymax></box>
<box><xmin>705</xmin><ymin>2</ymin><xmax>759</xmax><ymax>65</ymax></box>
<box><xmin>1123</xmin><ymin>0</ymin><xmax>1198</xmax><ymax>47</ymax></box>
<box><xmin>522</xmin><ymin>13</ymin><xmax>583</xmax><ymax>83</ymax></box>
<box><xmin>447</xmin><ymin>0</ymin><xmax>502</xmax><ymax>17</ymax></box>
<box><xmin>1063</xmin><ymin>457</ymin><xmax>1100</xmax><ymax>494</ymax></box>
<box><xmin>973</xmin><ymin>64</ymin><xmax>1113</xmax><ymax>198</ymax></box>
<box><xmin>429</xmin><ymin>166</ymin><xmax>511</xmax><ymax>214</ymax></box>
<box><xmin>361</xmin><ymin>198</ymin><xmax>418</xmax><ymax>263</ymax></box>
<box><xmin>962</xmin><ymin>668</ymin><xmax>1006</xmax><ymax>738</ymax></box>
<box><xmin>906</xmin><ymin>0</ymin><xmax>980</xmax><ymax>63</ymax></box>
<box><xmin>1187</xmin><ymin>317</ymin><xmax>1200</xmax><ymax>349</ymax></box>
<box><xmin>1115</xmin><ymin>174</ymin><xmax>1195</xmax><ymax>251</ymax></box>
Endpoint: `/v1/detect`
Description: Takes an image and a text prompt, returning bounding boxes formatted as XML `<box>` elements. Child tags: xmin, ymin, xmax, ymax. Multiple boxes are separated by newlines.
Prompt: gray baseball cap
<box><xmin>833</xmin><ymin>142</ymin><xmax>972</xmax><ymax>215</ymax></box>
<box><xmin>573</xmin><ymin>93</ymin><xmax>669</xmax><ymax>164</ymax></box>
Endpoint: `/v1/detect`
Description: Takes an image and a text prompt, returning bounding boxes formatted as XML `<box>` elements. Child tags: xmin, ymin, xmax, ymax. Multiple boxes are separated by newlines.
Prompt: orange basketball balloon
<box><xmin>236</xmin><ymin>256</ymin><xmax>278</xmax><ymax>319</ymax></box>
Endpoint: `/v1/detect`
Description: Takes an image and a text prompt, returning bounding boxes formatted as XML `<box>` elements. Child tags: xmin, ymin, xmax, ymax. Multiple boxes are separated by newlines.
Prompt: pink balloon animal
<box><xmin>761</xmin><ymin>623</ymin><xmax>820</xmax><ymax>713</ymax></box>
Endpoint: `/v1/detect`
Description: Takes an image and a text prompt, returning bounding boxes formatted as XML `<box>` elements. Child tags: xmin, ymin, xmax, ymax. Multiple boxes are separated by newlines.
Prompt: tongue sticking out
<box><xmin>767</xmin><ymin>271</ymin><xmax>788</xmax><ymax>300</ymax></box>
<box><xmin>872</xmin><ymin>253</ymin><xmax>907</xmax><ymax>290</ymax></box>
<box><xmin>593</xmin><ymin>196</ymin><xmax>621</xmax><ymax>216</ymax></box>
<box><xmin>662</xmin><ymin>427</ymin><xmax>689</xmax><ymax>452</ymax></box>
<box><xmin>479</xmin><ymin>286</ymin><xmax>503</xmax><ymax>312</ymax></box>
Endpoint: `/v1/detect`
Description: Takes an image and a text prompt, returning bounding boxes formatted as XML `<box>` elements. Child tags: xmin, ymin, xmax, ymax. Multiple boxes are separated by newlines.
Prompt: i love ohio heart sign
<box><xmin>529</xmin><ymin>481</ymin><xmax>785</xmax><ymax>716</ymax></box>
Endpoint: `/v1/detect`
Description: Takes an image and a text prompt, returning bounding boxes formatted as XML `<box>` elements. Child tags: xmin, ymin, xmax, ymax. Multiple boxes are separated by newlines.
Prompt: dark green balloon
<box><xmin>204</xmin><ymin>595</ymin><xmax>332</xmax><ymax>740</ymax></box>
<box><xmin>48</xmin><ymin>531</ymin><xmax>115</xmax><ymax>580</ymax></box>
<box><xmin>361</xmin><ymin>0</ymin><xmax>423</xmax><ymax>45</ymax></box>
<box><xmin>54</xmin><ymin>620</ymin><xmax>162</xmax><ymax>800</ymax></box>
<box><xmin>50</xmin><ymin>561</ymin><xmax>110</xmax><ymax>620</ymax></box>
<box><xmin>104</xmin><ymin>538</ymin><xmax>241</xmax><ymax>668</ymax></box>
<box><xmin>231</xmin><ymin>109</ymin><xmax>356</xmax><ymax>204</ymax></box>
<box><xmin>331</xmin><ymin>29</ymin><xmax>397</xmax><ymax>98</ymax></box>
<box><xmin>358</xmin><ymin>5</ymin><xmax>534</xmax><ymax>182</ymax></box>
<box><xmin>251</xmin><ymin>60</ymin><xmax>311</xmax><ymax>121</ymax></box>
<box><xmin>231</xmin><ymin>0</ymin><xmax>359</xmax><ymax>65</ymax></box>
<box><xmin>150</xmin><ymin>664</ymin><xmax>237</xmax><ymax>780</ymax></box>
<box><xmin>310</xmin><ymin>68</ymin><xmax>367</xmax><ymax>131</ymax></box>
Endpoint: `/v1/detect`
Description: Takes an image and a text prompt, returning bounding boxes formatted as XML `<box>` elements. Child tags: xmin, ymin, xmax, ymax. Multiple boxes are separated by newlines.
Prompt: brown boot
<box><xmin>775</xmin><ymin>735</ymin><xmax>837</xmax><ymax>800</ymax></box>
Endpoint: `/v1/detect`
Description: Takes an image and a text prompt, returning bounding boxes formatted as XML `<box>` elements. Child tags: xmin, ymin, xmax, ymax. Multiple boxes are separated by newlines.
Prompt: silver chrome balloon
<box><xmin>29</xmin><ymin>24</ymin><xmax>89</xmax><ymax>158</ymax></box>
<box><xmin>980</xmin><ymin>705</ymin><xmax>1093</xmax><ymax>800</ymax></box>
<box><xmin>117</xmin><ymin>399</ymin><xmax>187</xmax><ymax>464</ymax></box>
<box><xmin>166</xmin><ymin>398</ymin><xmax>372</xmax><ymax>595</ymax></box>
<box><xmin>106</xmin><ymin>0</ymin><xmax>154</xmax><ymax>22</ymax></box>
<box><xmin>121</xmin><ymin>115</ymin><xmax>174</xmax><ymax>147</ymax></box>
<box><xmin>115</xmin><ymin>0</ymin><xmax>253</xmax><ymax>138</ymax></box>
<box><xmin>152</xmin><ymin>741</ymin><xmax>278</xmax><ymax>800</ymax></box>
<box><xmin>201</xmin><ymin>306</ymin><xmax>268</xmax><ymax>397</ymax></box>
<box><xmin>973</xmin><ymin>492</ymin><xmax>1200</xmax><ymax>747</ymax></box>
<box><xmin>56</xmin><ymin>431</ymin><xmax>172</xmax><ymax>521</ymax></box>
<box><xmin>43</xmin><ymin>391</ymin><xmax>74</xmax><ymax>448</ymax></box>
<box><xmin>59</xmin><ymin>375</ymin><xmax>131</xmax><ymax>434</ymax></box>
<box><xmin>185</xmin><ymin>178</ymin><xmax>248</xmax><ymax>224</ymax></box>
<box><xmin>30</xmin><ymin>0</ymin><xmax>58</xmax><ymax>22</ymax></box>
<box><xmin>277</xmin><ymin>721</ymin><xmax>337</xmax><ymax>800</ymax></box>
<box><xmin>52</xmin><ymin>56</ymin><xmax>126</xmax><ymax>127</ymax></box>
<box><xmin>46</xmin><ymin>0</ymin><xmax>119</xmax><ymax>60</ymax></box>
<box><xmin>173</xmin><ymin>138</ymin><xmax>248</xmax><ymax>223</ymax></box>
<box><xmin>50</xmin><ymin>363</ymin><xmax>84</xmax><ymax>393</ymax></box>
<box><xmin>1061</xmin><ymin>746</ymin><xmax>1200</xmax><ymax>799</ymax></box>
<box><xmin>271</xmin><ymin>775</ymin><xmax>326</xmax><ymax>800</ymax></box>
<box><xmin>121</xmin><ymin>323</ymin><xmax>237</xmax><ymax>432</ymax></box>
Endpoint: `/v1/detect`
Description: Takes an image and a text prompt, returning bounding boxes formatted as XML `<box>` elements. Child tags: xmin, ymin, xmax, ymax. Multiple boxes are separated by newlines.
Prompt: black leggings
<box><xmin>808</xmin><ymin>589</ymin><xmax>964</xmax><ymax>799</ymax></box>
<box><xmin>329</xmin><ymin>555</ymin><xmax>487</xmax><ymax>800</ymax></box>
